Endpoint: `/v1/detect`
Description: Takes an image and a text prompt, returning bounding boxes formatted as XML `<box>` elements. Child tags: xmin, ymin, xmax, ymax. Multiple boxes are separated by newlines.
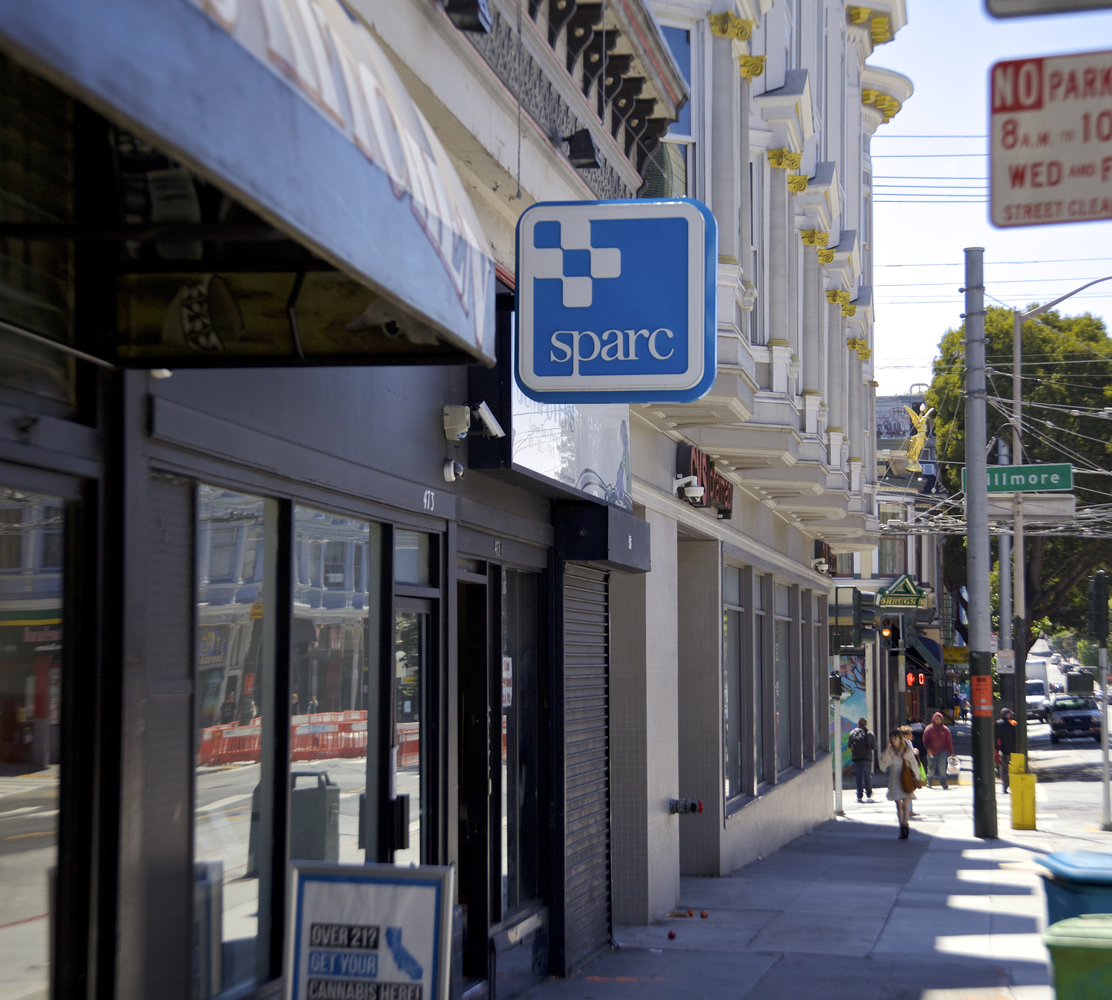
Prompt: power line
<box><xmin>876</xmin><ymin>257</ymin><xmax>1112</xmax><ymax>267</ymax></box>
<box><xmin>873</xmin><ymin>134</ymin><xmax>987</xmax><ymax>139</ymax></box>
<box><xmin>873</xmin><ymin>153</ymin><xmax>988</xmax><ymax>158</ymax></box>
<box><xmin>876</xmin><ymin>276</ymin><xmax>1112</xmax><ymax>287</ymax></box>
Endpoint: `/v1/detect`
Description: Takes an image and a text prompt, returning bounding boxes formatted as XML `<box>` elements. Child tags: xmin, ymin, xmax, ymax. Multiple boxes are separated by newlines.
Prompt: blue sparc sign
<box><xmin>515</xmin><ymin>199</ymin><xmax>717</xmax><ymax>403</ymax></box>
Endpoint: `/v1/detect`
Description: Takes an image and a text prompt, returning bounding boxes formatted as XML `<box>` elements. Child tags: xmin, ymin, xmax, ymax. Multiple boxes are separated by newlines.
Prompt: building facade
<box><xmin>0</xmin><ymin>2</ymin><xmax>910</xmax><ymax>999</ymax></box>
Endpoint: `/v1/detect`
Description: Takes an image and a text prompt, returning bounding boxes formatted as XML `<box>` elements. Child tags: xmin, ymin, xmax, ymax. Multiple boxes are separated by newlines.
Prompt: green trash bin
<box><xmin>1045</xmin><ymin>914</ymin><xmax>1112</xmax><ymax>999</ymax></box>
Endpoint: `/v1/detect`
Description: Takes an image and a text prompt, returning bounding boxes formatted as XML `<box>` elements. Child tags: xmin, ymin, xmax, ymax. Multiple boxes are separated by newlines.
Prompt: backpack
<box><xmin>848</xmin><ymin>728</ymin><xmax>870</xmax><ymax>755</ymax></box>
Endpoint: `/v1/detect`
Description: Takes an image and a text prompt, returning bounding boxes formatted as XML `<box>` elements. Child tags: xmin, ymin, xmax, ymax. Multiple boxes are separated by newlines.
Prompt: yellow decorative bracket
<box><xmin>856</xmin><ymin>345</ymin><xmax>869</xmax><ymax>357</ymax></box>
<box><xmin>843</xmin><ymin>305</ymin><xmax>858</xmax><ymax>318</ymax></box>
<box><xmin>768</xmin><ymin>148</ymin><xmax>802</xmax><ymax>170</ymax></box>
<box><xmin>787</xmin><ymin>175</ymin><xmax>808</xmax><ymax>193</ymax></box>
<box><xmin>801</xmin><ymin>230</ymin><xmax>830</xmax><ymax>247</ymax></box>
<box><xmin>847</xmin><ymin>7</ymin><xmax>872</xmax><ymax>24</ymax></box>
<box><xmin>708</xmin><ymin>13</ymin><xmax>754</xmax><ymax>41</ymax></box>
<box><xmin>739</xmin><ymin>55</ymin><xmax>765</xmax><ymax>82</ymax></box>
<box><xmin>818</xmin><ymin>248</ymin><xmax>835</xmax><ymax>264</ymax></box>
<box><xmin>870</xmin><ymin>380</ymin><xmax>880</xmax><ymax>388</ymax></box>
<box><xmin>871</xmin><ymin>16</ymin><xmax>892</xmax><ymax>44</ymax></box>
<box><xmin>862</xmin><ymin>89</ymin><xmax>902</xmax><ymax>123</ymax></box>
<box><xmin>827</xmin><ymin>290</ymin><xmax>850</xmax><ymax>305</ymax></box>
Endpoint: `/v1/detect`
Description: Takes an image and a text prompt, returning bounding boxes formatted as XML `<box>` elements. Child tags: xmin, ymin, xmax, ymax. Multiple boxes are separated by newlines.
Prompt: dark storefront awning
<box><xmin>0</xmin><ymin>0</ymin><xmax>496</xmax><ymax>367</ymax></box>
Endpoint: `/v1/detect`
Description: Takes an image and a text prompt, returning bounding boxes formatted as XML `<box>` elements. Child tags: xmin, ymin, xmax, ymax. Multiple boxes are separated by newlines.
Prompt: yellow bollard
<box><xmin>1010</xmin><ymin>753</ymin><xmax>1036</xmax><ymax>829</ymax></box>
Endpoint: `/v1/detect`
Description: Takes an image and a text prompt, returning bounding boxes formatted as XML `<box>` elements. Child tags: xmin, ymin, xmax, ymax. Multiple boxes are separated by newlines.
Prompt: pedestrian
<box><xmin>879</xmin><ymin>729</ymin><xmax>919</xmax><ymax>839</ymax></box>
<box><xmin>995</xmin><ymin>708</ymin><xmax>1017</xmax><ymax>793</ymax></box>
<box><xmin>847</xmin><ymin>717</ymin><xmax>877</xmax><ymax>802</ymax></box>
<box><xmin>307</xmin><ymin>694</ymin><xmax>319</xmax><ymax>714</ymax></box>
<box><xmin>958</xmin><ymin>692</ymin><xmax>969</xmax><ymax>722</ymax></box>
<box><xmin>291</xmin><ymin>692</ymin><xmax>300</xmax><ymax>716</ymax></box>
<box><xmin>220</xmin><ymin>690</ymin><xmax>237</xmax><ymax>725</ymax></box>
<box><xmin>923</xmin><ymin>712</ymin><xmax>954</xmax><ymax>789</ymax></box>
<box><xmin>899</xmin><ymin>725</ymin><xmax>923</xmax><ymax>818</ymax></box>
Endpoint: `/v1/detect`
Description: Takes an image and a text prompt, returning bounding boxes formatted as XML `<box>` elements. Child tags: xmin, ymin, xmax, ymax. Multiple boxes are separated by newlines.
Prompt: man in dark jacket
<box><xmin>995</xmin><ymin>708</ymin><xmax>1017</xmax><ymax>793</ymax></box>
<box><xmin>847</xmin><ymin>718</ymin><xmax>877</xmax><ymax>802</ymax></box>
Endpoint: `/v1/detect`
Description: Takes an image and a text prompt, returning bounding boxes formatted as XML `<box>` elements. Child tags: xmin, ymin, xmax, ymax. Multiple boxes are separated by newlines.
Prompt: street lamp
<box><xmin>1008</xmin><ymin>274</ymin><xmax>1112</xmax><ymax>764</ymax></box>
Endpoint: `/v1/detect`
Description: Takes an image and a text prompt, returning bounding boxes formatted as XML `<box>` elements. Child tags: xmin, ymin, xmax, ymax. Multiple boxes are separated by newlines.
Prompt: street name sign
<box><xmin>962</xmin><ymin>463</ymin><xmax>1073</xmax><ymax>492</ymax></box>
<box><xmin>286</xmin><ymin>862</ymin><xmax>453</xmax><ymax>1000</ymax></box>
<box><xmin>991</xmin><ymin>49</ymin><xmax>1112</xmax><ymax>227</ymax></box>
<box><xmin>987</xmin><ymin>2</ymin><xmax>1112</xmax><ymax>16</ymax></box>
<box><xmin>515</xmin><ymin>199</ymin><xmax>717</xmax><ymax>403</ymax></box>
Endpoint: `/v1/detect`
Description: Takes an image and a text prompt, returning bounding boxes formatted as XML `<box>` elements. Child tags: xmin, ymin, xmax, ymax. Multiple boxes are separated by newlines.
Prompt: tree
<box><xmin>927</xmin><ymin>306</ymin><xmax>1112</xmax><ymax>659</ymax></box>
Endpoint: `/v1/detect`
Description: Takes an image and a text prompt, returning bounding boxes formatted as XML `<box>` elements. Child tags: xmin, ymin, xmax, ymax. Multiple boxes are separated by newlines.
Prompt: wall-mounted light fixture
<box><xmin>564</xmin><ymin>128</ymin><xmax>602</xmax><ymax>170</ymax></box>
<box><xmin>445</xmin><ymin>0</ymin><xmax>492</xmax><ymax>33</ymax></box>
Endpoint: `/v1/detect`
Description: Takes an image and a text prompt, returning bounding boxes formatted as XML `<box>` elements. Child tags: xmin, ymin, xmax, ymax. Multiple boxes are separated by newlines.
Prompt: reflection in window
<box><xmin>774</xmin><ymin>585</ymin><xmax>791</xmax><ymax>775</ymax></box>
<box><xmin>394</xmin><ymin>530</ymin><xmax>431</xmax><ymax>586</ymax></box>
<box><xmin>754</xmin><ymin>576</ymin><xmax>764</xmax><ymax>784</ymax></box>
<box><xmin>638</xmin><ymin>141</ymin><xmax>688</xmax><ymax>199</ymax></box>
<box><xmin>194</xmin><ymin>487</ymin><xmax>270</xmax><ymax>998</ymax></box>
<box><xmin>0</xmin><ymin>488</ymin><xmax>64</xmax><ymax>999</ymax></box>
<box><xmin>292</xmin><ymin>506</ymin><xmax>381</xmax><ymax>875</ymax></box>
<box><xmin>501</xmin><ymin>570</ymin><xmax>541</xmax><ymax>917</ymax></box>
<box><xmin>879</xmin><ymin>505</ymin><xmax>906</xmax><ymax>576</ymax></box>
<box><xmin>394</xmin><ymin>608</ymin><xmax>428</xmax><ymax>866</ymax></box>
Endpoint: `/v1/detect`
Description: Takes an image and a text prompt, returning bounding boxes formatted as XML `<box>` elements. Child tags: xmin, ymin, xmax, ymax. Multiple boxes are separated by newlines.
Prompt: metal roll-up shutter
<box><xmin>561</xmin><ymin>564</ymin><xmax>611</xmax><ymax>972</ymax></box>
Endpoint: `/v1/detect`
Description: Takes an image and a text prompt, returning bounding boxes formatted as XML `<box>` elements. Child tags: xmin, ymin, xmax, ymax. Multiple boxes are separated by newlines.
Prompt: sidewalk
<box><xmin>521</xmin><ymin>776</ymin><xmax>1112</xmax><ymax>1000</ymax></box>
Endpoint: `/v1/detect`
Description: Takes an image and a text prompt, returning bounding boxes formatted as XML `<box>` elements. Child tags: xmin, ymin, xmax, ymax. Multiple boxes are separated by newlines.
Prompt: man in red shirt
<box><xmin>923</xmin><ymin>712</ymin><xmax>954</xmax><ymax>790</ymax></box>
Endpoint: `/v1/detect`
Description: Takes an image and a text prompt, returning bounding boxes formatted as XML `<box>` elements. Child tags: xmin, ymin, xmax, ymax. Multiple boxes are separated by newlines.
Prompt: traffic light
<box><xmin>852</xmin><ymin>590</ymin><xmax>876</xmax><ymax>647</ymax></box>
<box><xmin>919</xmin><ymin>672</ymin><xmax>926</xmax><ymax>687</ymax></box>
<box><xmin>1088</xmin><ymin>570</ymin><xmax>1109</xmax><ymax>646</ymax></box>
<box><xmin>830</xmin><ymin>673</ymin><xmax>843</xmax><ymax>698</ymax></box>
<box><xmin>906</xmin><ymin>670</ymin><xmax>915</xmax><ymax>687</ymax></box>
<box><xmin>881</xmin><ymin>616</ymin><xmax>900</xmax><ymax>648</ymax></box>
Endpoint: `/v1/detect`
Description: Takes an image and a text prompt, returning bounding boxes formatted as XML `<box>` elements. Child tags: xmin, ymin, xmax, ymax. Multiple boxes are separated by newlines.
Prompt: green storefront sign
<box><xmin>961</xmin><ymin>463</ymin><xmax>1073</xmax><ymax>493</ymax></box>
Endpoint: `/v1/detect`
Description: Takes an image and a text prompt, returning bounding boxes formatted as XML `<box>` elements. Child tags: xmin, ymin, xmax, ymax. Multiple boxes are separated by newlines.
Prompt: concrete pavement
<box><xmin>521</xmin><ymin>770</ymin><xmax>1112</xmax><ymax>1000</ymax></box>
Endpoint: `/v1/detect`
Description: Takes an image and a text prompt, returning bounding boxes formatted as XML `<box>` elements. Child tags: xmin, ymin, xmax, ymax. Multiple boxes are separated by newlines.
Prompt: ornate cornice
<box><xmin>739</xmin><ymin>56</ymin><xmax>766</xmax><ymax>82</ymax></box>
<box><xmin>708</xmin><ymin>13</ymin><xmax>754</xmax><ymax>42</ymax></box>
<box><xmin>827</xmin><ymin>290</ymin><xmax>851</xmax><ymax>305</ymax></box>
<box><xmin>788</xmin><ymin>175</ymin><xmax>808</xmax><ymax>193</ymax></box>
<box><xmin>801</xmin><ymin>230</ymin><xmax>830</xmax><ymax>247</ymax></box>
<box><xmin>847</xmin><ymin>6</ymin><xmax>893</xmax><ymax>45</ymax></box>
<box><xmin>818</xmin><ymin>248</ymin><xmax>835</xmax><ymax>264</ymax></box>
<box><xmin>768</xmin><ymin>148</ymin><xmax>802</xmax><ymax>170</ymax></box>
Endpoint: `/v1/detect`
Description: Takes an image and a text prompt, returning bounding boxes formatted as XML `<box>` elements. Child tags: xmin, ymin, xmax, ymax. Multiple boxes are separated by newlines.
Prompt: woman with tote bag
<box><xmin>879</xmin><ymin>729</ymin><xmax>921</xmax><ymax>839</ymax></box>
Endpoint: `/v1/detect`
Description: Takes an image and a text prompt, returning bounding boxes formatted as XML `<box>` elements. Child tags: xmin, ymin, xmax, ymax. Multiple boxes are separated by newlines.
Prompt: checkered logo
<box><xmin>529</xmin><ymin>218</ymin><xmax>621</xmax><ymax>308</ymax></box>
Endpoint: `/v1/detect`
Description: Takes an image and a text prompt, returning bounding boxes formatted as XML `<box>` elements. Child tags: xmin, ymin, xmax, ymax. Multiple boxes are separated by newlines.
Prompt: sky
<box><xmin>870</xmin><ymin>0</ymin><xmax>1112</xmax><ymax>397</ymax></box>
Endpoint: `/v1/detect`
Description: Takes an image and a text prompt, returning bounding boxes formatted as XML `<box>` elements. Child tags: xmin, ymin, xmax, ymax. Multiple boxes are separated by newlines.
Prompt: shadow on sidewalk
<box><xmin>519</xmin><ymin>811</ymin><xmax>1051</xmax><ymax>1000</ymax></box>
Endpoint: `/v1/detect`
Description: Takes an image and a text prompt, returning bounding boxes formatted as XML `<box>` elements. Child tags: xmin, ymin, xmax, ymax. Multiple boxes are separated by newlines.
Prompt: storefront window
<box><xmin>640</xmin><ymin>26</ymin><xmax>694</xmax><ymax>199</ymax></box>
<box><xmin>501</xmin><ymin>569</ymin><xmax>542</xmax><ymax>917</ymax></box>
<box><xmin>0</xmin><ymin>489</ymin><xmax>64</xmax><ymax>998</ymax></box>
<box><xmin>193</xmin><ymin>487</ymin><xmax>272</xmax><ymax>998</ymax></box>
<box><xmin>291</xmin><ymin>505</ymin><xmax>382</xmax><ymax>873</ymax></box>
<box><xmin>723</xmin><ymin>566</ymin><xmax>742</xmax><ymax>801</ymax></box>
<box><xmin>774</xmin><ymin>584</ymin><xmax>791</xmax><ymax>775</ymax></box>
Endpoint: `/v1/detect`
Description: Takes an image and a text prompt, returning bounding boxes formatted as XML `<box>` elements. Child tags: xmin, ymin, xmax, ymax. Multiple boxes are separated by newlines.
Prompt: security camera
<box><xmin>443</xmin><ymin>405</ymin><xmax>470</xmax><ymax>441</ymax></box>
<box><xmin>443</xmin><ymin>460</ymin><xmax>465</xmax><ymax>483</ymax></box>
<box><xmin>684</xmin><ymin>485</ymin><xmax>705</xmax><ymax>500</ymax></box>
<box><xmin>811</xmin><ymin>558</ymin><xmax>829</xmax><ymax>574</ymax></box>
<box><xmin>470</xmin><ymin>400</ymin><xmax>506</xmax><ymax>438</ymax></box>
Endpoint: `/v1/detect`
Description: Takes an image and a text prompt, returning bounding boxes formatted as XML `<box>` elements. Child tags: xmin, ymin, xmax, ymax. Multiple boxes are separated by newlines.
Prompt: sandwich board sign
<box><xmin>991</xmin><ymin>49</ymin><xmax>1112</xmax><ymax>227</ymax></box>
<box><xmin>515</xmin><ymin>199</ymin><xmax>718</xmax><ymax>403</ymax></box>
<box><xmin>286</xmin><ymin>862</ymin><xmax>453</xmax><ymax>1000</ymax></box>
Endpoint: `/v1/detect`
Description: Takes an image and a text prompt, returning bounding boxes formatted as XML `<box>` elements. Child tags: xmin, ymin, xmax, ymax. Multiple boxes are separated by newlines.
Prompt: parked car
<box><xmin>1046</xmin><ymin>694</ymin><xmax>1103</xmax><ymax>744</ymax></box>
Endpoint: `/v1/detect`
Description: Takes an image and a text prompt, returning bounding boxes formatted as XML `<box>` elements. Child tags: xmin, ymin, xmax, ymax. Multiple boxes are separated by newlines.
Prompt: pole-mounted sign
<box><xmin>961</xmin><ymin>462</ymin><xmax>1073</xmax><ymax>492</ymax></box>
<box><xmin>515</xmin><ymin>199</ymin><xmax>717</xmax><ymax>403</ymax></box>
<box><xmin>991</xmin><ymin>48</ymin><xmax>1112</xmax><ymax>227</ymax></box>
<box><xmin>986</xmin><ymin>2</ymin><xmax>1112</xmax><ymax>16</ymax></box>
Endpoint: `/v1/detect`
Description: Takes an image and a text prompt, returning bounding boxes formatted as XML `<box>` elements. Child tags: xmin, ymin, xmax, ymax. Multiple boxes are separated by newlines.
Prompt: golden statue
<box><xmin>904</xmin><ymin>403</ymin><xmax>935</xmax><ymax>473</ymax></box>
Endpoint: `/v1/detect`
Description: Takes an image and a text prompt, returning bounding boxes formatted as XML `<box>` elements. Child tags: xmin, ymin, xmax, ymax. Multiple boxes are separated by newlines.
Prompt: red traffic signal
<box><xmin>906</xmin><ymin>671</ymin><xmax>915</xmax><ymax>687</ymax></box>
<box><xmin>918</xmin><ymin>672</ymin><xmax>926</xmax><ymax>687</ymax></box>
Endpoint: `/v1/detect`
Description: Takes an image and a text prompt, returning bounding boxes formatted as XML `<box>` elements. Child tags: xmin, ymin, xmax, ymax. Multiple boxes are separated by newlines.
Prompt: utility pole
<box><xmin>832</xmin><ymin>672</ymin><xmax>844</xmax><ymax>816</ymax></box>
<box><xmin>964</xmin><ymin>247</ymin><xmax>998</xmax><ymax>839</ymax></box>
<box><xmin>999</xmin><ymin>435</ymin><xmax>1013</xmax><ymax>719</ymax></box>
<box><xmin>1090</xmin><ymin>570</ymin><xmax>1111</xmax><ymax>831</ymax></box>
<box><xmin>1010</xmin><ymin>274</ymin><xmax>1112</xmax><ymax>758</ymax></box>
<box><xmin>1012</xmin><ymin>307</ymin><xmax>1027</xmax><ymax>759</ymax></box>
